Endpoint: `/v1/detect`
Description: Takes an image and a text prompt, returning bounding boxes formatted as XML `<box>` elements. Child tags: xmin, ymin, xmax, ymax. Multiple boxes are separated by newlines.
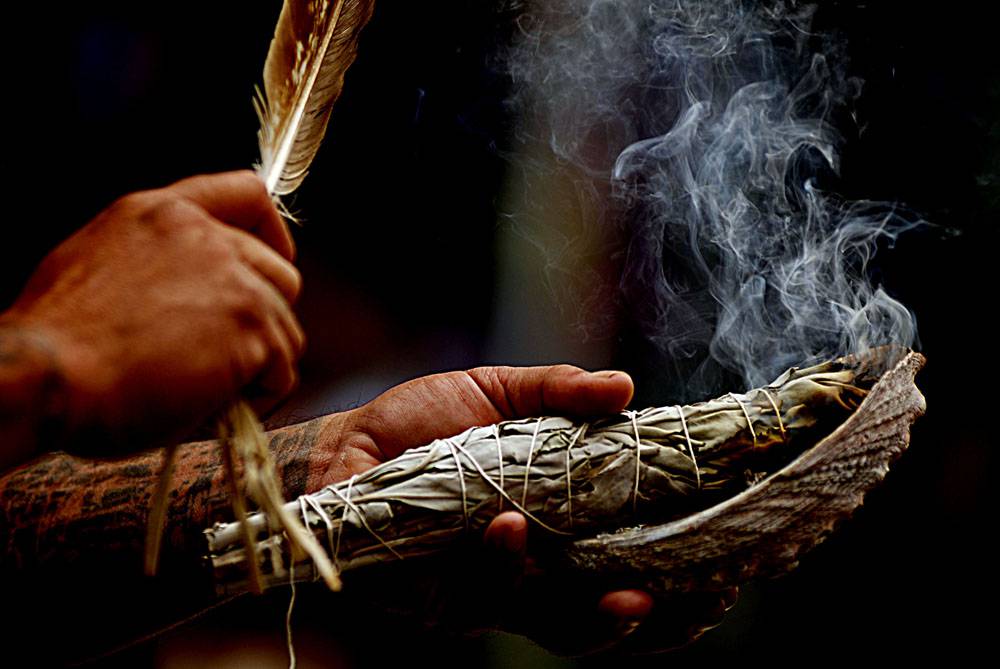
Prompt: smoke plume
<box><xmin>501</xmin><ymin>0</ymin><xmax>921</xmax><ymax>397</ymax></box>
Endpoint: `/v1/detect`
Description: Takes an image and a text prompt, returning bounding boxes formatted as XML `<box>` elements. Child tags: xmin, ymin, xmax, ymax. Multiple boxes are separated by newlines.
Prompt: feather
<box><xmin>145</xmin><ymin>0</ymin><xmax>376</xmax><ymax>592</ymax></box>
<box><xmin>220</xmin><ymin>0</ymin><xmax>378</xmax><ymax>593</ymax></box>
<box><xmin>256</xmin><ymin>0</ymin><xmax>377</xmax><ymax>195</ymax></box>
<box><xmin>213</xmin><ymin>0</ymin><xmax>379</xmax><ymax>593</ymax></box>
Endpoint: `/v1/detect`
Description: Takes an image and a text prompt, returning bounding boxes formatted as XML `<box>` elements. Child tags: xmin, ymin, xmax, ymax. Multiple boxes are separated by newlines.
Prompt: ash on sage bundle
<box><xmin>206</xmin><ymin>355</ymin><xmax>883</xmax><ymax>595</ymax></box>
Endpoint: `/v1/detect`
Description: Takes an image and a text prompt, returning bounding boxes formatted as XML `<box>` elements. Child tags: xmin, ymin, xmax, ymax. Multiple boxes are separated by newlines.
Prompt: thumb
<box><xmin>466</xmin><ymin>365</ymin><xmax>634</xmax><ymax>419</ymax></box>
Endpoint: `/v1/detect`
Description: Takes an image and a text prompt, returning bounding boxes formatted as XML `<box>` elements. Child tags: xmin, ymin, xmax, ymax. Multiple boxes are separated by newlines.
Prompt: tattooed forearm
<box><xmin>0</xmin><ymin>413</ymin><xmax>338</xmax><ymax>573</ymax></box>
<box><xmin>0</xmin><ymin>322</ymin><xmax>68</xmax><ymax>470</ymax></box>
<box><xmin>0</xmin><ymin>412</ymin><xmax>342</xmax><ymax>663</ymax></box>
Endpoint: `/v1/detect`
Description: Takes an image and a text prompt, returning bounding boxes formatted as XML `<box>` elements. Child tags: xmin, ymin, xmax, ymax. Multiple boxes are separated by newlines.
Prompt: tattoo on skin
<box><xmin>0</xmin><ymin>415</ymin><xmax>334</xmax><ymax>573</ymax></box>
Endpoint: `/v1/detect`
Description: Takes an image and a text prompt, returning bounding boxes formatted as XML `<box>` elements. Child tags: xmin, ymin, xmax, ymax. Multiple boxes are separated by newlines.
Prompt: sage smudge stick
<box><xmin>206</xmin><ymin>353</ymin><xmax>889</xmax><ymax>595</ymax></box>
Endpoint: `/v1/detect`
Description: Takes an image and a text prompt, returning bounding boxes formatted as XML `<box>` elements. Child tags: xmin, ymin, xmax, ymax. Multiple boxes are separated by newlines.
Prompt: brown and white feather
<box><xmin>256</xmin><ymin>0</ymin><xmax>377</xmax><ymax>195</ymax></box>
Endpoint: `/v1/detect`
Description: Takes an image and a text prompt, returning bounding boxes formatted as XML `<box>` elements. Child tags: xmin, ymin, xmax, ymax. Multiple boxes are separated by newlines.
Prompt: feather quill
<box><xmin>145</xmin><ymin>0</ymin><xmax>376</xmax><ymax>593</ymax></box>
<box><xmin>257</xmin><ymin>0</ymin><xmax>377</xmax><ymax>195</ymax></box>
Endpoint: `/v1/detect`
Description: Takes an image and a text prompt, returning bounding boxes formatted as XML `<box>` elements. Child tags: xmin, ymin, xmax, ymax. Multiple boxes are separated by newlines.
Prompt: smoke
<box><xmin>501</xmin><ymin>0</ymin><xmax>921</xmax><ymax>396</ymax></box>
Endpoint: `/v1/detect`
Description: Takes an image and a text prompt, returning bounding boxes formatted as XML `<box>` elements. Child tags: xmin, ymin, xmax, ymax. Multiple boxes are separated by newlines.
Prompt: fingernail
<box><xmin>594</xmin><ymin>370</ymin><xmax>627</xmax><ymax>380</ymax></box>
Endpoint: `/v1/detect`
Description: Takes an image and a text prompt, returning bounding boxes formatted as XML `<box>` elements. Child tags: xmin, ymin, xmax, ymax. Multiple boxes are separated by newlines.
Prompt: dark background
<box><xmin>0</xmin><ymin>1</ymin><xmax>995</xmax><ymax>666</ymax></box>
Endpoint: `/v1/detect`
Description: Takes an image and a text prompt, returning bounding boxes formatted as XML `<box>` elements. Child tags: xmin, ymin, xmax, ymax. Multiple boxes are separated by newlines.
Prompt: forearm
<box><xmin>0</xmin><ymin>413</ymin><xmax>339</xmax><ymax>662</ymax></box>
<box><xmin>0</xmin><ymin>413</ymin><xmax>336</xmax><ymax>573</ymax></box>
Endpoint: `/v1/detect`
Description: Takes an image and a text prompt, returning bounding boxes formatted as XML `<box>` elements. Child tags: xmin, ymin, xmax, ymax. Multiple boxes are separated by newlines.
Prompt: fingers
<box><xmin>480</xmin><ymin>512</ymin><xmax>656</xmax><ymax>657</ymax></box>
<box><xmin>169</xmin><ymin>170</ymin><xmax>296</xmax><ymax>261</ymax></box>
<box><xmin>467</xmin><ymin>364</ymin><xmax>634</xmax><ymax>419</ymax></box>
<box><xmin>222</xmin><ymin>226</ymin><xmax>302</xmax><ymax>305</ymax></box>
<box><xmin>244</xmin><ymin>311</ymin><xmax>299</xmax><ymax>416</ymax></box>
<box><xmin>232</xmin><ymin>268</ymin><xmax>305</xmax><ymax>415</ymax></box>
<box><xmin>483</xmin><ymin>511</ymin><xmax>528</xmax><ymax>592</ymax></box>
<box><xmin>168</xmin><ymin>172</ymin><xmax>304</xmax><ymax>413</ymax></box>
<box><xmin>541</xmin><ymin>367</ymin><xmax>634</xmax><ymax>415</ymax></box>
<box><xmin>483</xmin><ymin>511</ymin><xmax>528</xmax><ymax>555</ymax></box>
<box><xmin>598</xmin><ymin>589</ymin><xmax>655</xmax><ymax>621</ymax></box>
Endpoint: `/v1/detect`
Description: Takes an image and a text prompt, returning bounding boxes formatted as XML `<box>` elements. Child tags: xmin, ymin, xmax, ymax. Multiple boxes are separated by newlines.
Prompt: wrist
<box><xmin>265</xmin><ymin>413</ymin><xmax>348</xmax><ymax>499</ymax></box>
<box><xmin>0</xmin><ymin>316</ymin><xmax>70</xmax><ymax>468</ymax></box>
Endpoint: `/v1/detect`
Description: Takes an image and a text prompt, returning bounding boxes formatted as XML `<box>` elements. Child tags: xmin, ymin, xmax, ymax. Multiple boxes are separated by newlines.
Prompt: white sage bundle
<box><xmin>206</xmin><ymin>356</ymin><xmax>882</xmax><ymax>595</ymax></box>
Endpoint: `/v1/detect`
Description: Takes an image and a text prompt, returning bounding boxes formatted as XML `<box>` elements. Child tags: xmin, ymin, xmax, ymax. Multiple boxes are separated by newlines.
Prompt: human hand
<box><xmin>313</xmin><ymin>365</ymin><xmax>733</xmax><ymax>654</ymax></box>
<box><xmin>2</xmin><ymin>171</ymin><xmax>304</xmax><ymax>456</ymax></box>
<box><xmin>482</xmin><ymin>510</ymin><xmax>739</xmax><ymax>656</ymax></box>
<box><xmin>313</xmin><ymin>363</ymin><xmax>634</xmax><ymax>483</ymax></box>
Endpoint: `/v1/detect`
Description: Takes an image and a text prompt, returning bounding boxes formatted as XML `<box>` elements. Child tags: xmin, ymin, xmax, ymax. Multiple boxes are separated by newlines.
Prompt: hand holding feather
<box><xmin>0</xmin><ymin>172</ymin><xmax>302</xmax><ymax>465</ymax></box>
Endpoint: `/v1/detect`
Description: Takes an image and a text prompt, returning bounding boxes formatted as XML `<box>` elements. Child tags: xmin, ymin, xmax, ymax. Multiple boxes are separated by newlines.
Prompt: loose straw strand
<box><xmin>228</xmin><ymin>403</ymin><xmax>341</xmax><ymax>590</ymax></box>
<box><xmin>144</xmin><ymin>444</ymin><xmax>179</xmax><ymax>577</ymax></box>
<box><xmin>219</xmin><ymin>429</ymin><xmax>264</xmax><ymax>594</ymax></box>
<box><xmin>286</xmin><ymin>557</ymin><xmax>297</xmax><ymax>669</ymax></box>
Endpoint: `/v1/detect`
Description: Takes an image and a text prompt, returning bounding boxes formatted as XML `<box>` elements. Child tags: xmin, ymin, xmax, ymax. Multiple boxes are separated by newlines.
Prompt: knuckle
<box><xmin>465</xmin><ymin>367</ymin><xmax>497</xmax><ymax>393</ymax></box>
<box><xmin>107</xmin><ymin>191</ymin><xmax>156</xmax><ymax>214</ymax></box>
<box><xmin>469</xmin><ymin>365</ymin><xmax>507</xmax><ymax>386</ymax></box>
<box><xmin>493</xmin><ymin>366</ymin><xmax>519</xmax><ymax>387</ymax></box>
<box><xmin>240</xmin><ymin>170</ymin><xmax>271</xmax><ymax>203</ymax></box>
<box><xmin>228</xmin><ymin>279</ymin><xmax>270</xmax><ymax>327</ymax></box>
<box><xmin>466</xmin><ymin>366</ymin><xmax>516</xmax><ymax>414</ymax></box>
<box><xmin>137</xmin><ymin>194</ymin><xmax>203</xmax><ymax>233</ymax></box>
<box><xmin>233</xmin><ymin>298</ymin><xmax>268</xmax><ymax>330</ymax></box>
<box><xmin>200</xmin><ymin>234</ymin><xmax>238</xmax><ymax>266</ymax></box>
<box><xmin>98</xmin><ymin>191</ymin><xmax>162</xmax><ymax>227</ymax></box>
<box><xmin>232</xmin><ymin>334</ymin><xmax>269</xmax><ymax>385</ymax></box>
<box><xmin>225</xmin><ymin>169</ymin><xmax>273</xmax><ymax>211</ymax></box>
